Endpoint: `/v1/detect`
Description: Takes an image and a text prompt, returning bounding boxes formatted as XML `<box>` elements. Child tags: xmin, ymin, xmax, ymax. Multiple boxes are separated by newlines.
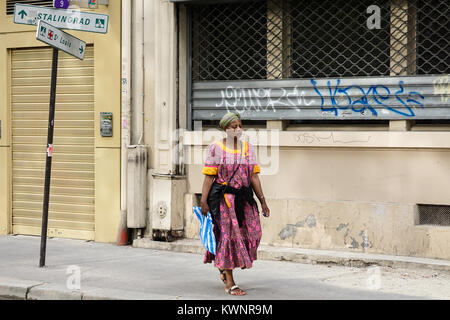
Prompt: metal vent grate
<box><xmin>6</xmin><ymin>0</ymin><xmax>54</xmax><ymax>15</ymax></box>
<box><xmin>418</xmin><ymin>205</ymin><xmax>450</xmax><ymax>226</ymax></box>
<box><xmin>191</xmin><ymin>0</ymin><xmax>450</xmax><ymax>81</ymax></box>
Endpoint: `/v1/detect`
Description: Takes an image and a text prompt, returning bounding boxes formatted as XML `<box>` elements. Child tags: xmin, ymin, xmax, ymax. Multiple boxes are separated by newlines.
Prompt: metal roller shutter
<box><xmin>11</xmin><ymin>46</ymin><xmax>95</xmax><ymax>240</ymax></box>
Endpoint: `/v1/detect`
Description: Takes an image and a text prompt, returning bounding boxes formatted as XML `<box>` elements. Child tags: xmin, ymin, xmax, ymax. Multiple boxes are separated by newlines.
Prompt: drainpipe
<box><xmin>130</xmin><ymin>0</ymin><xmax>145</xmax><ymax>239</ymax></box>
<box><xmin>118</xmin><ymin>0</ymin><xmax>132</xmax><ymax>245</ymax></box>
<box><xmin>132</xmin><ymin>0</ymin><xmax>145</xmax><ymax>146</ymax></box>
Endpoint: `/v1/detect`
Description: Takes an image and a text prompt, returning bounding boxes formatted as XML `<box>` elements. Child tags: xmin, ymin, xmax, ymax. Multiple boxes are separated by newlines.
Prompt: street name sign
<box><xmin>14</xmin><ymin>3</ymin><xmax>108</xmax><ymax>34</ymax></box>
<box><xmin>36</xmin><ymin>20</ymin><xmax>86</xmax><ymax>60</ymax></box>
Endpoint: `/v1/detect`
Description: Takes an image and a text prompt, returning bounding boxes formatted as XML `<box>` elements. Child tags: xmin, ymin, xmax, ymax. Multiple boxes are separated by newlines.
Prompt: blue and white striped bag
<box><xmin>193</xmin><ymin>206</ymin><xmax>216</xmax><ymax>255</ymax></box>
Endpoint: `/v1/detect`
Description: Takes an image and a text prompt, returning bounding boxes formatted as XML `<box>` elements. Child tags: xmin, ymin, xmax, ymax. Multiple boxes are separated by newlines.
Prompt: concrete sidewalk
<box><xmin>1</xmin><ymin>235</ymin><xmax>449</xmax><ymax>300</ymax></box>
<box><xmin>134</xmin><ymin>238</ymin><xmax>450</xmax><ymax>272</ymax></box>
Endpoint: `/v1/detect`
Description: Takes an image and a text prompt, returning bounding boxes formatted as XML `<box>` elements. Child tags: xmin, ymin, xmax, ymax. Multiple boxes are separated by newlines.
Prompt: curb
<box><xmin>0</xmin><ymin>278</ymin><xmax>44</xmax><ymax>300</ymax></box>
<box><xmin>133</xmin><ymin>238</ymin><xmax>450</xmax><ymax>273</ymax></box>
<box><xmin>0</xmin><ymin>277</ymin><xmax>178</xmax><ymax>300</ymax></box>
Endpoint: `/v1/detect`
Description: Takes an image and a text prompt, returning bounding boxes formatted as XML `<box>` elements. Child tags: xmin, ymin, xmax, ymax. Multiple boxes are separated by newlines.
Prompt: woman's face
<box><xmin>225</xmin><ymin>119</ymin><xmax>243</xmax><ymax>139</ymax></box>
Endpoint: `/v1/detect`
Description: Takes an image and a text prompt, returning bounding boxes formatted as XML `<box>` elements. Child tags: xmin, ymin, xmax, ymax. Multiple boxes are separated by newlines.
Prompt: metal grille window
<box><xmin>6</xmin><ymin>1</ymin><xmax>54</xmax><ymax>15</ymax></box>
<box><xmin>291</xmin><ymin>0</ymin><xmax>390</xmax><ymax>79</ymax></box>
<box><xmin>191</xmin><ymin>0</ymin><xmax>450</xmax><ymax>81</ymax></box>
<box><xmin>418</xmin><ymin>205</ymin><xmax>450</xmax><ymax>226</ymax></box>
<box><xmin>192</xmin><ymin>2</ymin><xmax>268</xmax><ymax>80</ymax></box>
<box><xmin>416</xmin><ymin>0</ymin><xmax>450</xmax><ymax>75</ymax></box>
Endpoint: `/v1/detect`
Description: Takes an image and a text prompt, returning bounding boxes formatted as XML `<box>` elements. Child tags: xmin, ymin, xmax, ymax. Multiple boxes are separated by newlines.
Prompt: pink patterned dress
<box><xmin>202</xmin><ymin>140</ymin><xmax>262</xmax><ymax>270</ymax></box>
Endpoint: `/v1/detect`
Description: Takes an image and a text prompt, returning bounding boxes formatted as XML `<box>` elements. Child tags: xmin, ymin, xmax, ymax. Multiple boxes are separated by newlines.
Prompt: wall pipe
<box><xmin>132</xmin><ymin>0</ymin><xmax>145</xmax><ymax>146</ymax></box>
<box><xmin>117</xmin><ymin>0</ymin><xmax>131</xmax><ymax>245</ymax></box>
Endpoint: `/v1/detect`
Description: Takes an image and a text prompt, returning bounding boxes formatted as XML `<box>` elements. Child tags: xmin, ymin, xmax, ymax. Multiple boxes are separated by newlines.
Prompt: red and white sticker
<box><xmin>47</xmin><ymin>144</ymin><xmax>53</xmax><ymax>157</ymax></box>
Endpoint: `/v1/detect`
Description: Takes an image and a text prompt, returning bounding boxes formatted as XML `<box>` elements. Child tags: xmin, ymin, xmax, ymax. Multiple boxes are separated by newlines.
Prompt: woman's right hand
<box><xmin>201</xmin><ymin>201</ymin><xmax>210</xmax><ymax>216</ymax></box>
<box><xmin>201</xmin><ymin>175</ymin><xmax>215</xmax><ymax>217</ymax></box>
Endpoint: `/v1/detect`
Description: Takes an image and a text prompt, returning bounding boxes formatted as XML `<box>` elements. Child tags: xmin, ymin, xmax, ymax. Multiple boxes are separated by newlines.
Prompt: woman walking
<box><xmin>200</xmin><ymin>112</ymin><xmax>270</xmax><ymax>296</ymax></box>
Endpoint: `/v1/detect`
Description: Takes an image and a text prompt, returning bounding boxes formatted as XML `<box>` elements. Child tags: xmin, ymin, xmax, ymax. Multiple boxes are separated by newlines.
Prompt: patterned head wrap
<box><xmin>219</xmin><ymin>112</ymin><xmax>241</xmax><ymax>130</ymax></box>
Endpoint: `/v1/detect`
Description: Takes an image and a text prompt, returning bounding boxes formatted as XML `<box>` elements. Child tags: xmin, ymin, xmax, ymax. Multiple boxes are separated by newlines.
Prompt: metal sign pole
<box><xmin>39</xmin><ymin>48</ymin><xmax>59</xmax><ymax>268</ymax></box>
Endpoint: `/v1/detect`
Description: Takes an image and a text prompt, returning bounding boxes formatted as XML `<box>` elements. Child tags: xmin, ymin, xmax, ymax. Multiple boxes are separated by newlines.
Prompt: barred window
<box><xmin>416</xmin><ymin>0</ymin><xmax>450</xmax><ymax>75</ymax></box>
<box><xmin>191</xmin><ymin>0</ymin><xmax>450</xmax><ymax>81</ymax></box>
<box><xmin>192</xmin><ymin>1</ymin><xmax>268</xmax><ymax>80</ymax></box>
<box><xmin>290</xmin><ymin>0</ymin><xmax>390</xmax><ymax>79</ymax></box>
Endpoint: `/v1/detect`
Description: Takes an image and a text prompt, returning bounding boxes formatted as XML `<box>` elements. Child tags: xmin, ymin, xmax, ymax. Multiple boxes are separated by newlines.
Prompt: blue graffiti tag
<box><xmin>311</xmin><ymin>79</ymin><xmax>425</xmax><ymax>117</ymax></box>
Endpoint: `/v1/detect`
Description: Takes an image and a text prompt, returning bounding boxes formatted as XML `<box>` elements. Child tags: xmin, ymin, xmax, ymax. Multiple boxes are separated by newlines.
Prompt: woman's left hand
<box><xmin>261</xmin><ymin>202</ymin><xmax>270</xmax><ymax>217</ymax></box>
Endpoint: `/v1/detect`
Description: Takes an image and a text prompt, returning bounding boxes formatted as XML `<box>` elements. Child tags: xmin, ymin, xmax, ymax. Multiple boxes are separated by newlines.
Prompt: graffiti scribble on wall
<box><xmin>215</xmin><ymin>86</ymin><xmax>315</xmax><ymax>113</ymax></box>
<box><xmin>311</xmin><ymin>79</ymin><xmax>425</xmax><ymax>117</ymax></box>
<box><xmin>214</xmin><ymin>79</ymin><xmax>427</xmax><ymax>117</ymax></box>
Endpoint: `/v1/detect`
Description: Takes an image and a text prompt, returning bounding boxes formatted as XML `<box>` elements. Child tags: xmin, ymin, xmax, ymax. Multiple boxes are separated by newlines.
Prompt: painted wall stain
<box><xmin>359</xmin><ymin>230</ymin><xmax>370</xmax><ymax>248</ymax></box>
<box><xmin>305</xmin><ymin>215</ymin><xmax>316</xmax><ymax>228</ymax></box>
<box><xmin>337</xmin><ymin>223</ymin><xmax>349</xmax><ymax>231</ymax></box>
<box><xmin>344</xmin><ymin>228</ymin><xmax>350</xmax><ymax>238</ymax></box>
<box><xmin>350</xmin><ymin>237</ymin><xmax>359</xmax><ymax>249</ymax></box>
<box><xmin>295</xmin><ymin>214</ymin><xmax>316</xmax><ymax>228</ymax></box>
<box><xmin>341</xmin><ymin>227</ymin><xmax>351</xmax><ymax>247</ymax></box>
<box><xmin>296</xmin><ymin>221</ymin><xmax>305</xmax><ymax>228</ymax></box>
<box><xmin>279</xmin><ymin>224</ymin><xmax>296</xmax><ymax>240</ymax></box>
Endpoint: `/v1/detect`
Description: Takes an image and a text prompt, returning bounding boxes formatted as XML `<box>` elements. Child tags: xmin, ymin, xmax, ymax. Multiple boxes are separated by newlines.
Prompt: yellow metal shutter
<box><xmin>11</xmin><ymin>46</ymin><xmax>95</xmax><ymax>240</ymax></box>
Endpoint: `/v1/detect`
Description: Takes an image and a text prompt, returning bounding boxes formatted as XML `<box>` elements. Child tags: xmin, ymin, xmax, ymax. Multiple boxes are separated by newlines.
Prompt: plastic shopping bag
<box><xmin>193</xmin><ymin>206</ymin><xmax>216</xmax><ymax>255</ymax></box>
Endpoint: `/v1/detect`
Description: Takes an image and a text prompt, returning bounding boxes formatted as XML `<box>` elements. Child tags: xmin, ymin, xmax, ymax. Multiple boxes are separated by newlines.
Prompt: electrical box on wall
<box><xmin>150</xmin><ymin>172</ymin><xmax>186</xmax><ymax>235</ymax></box>
<box><xmin>100</xmin><ymin>112</ymin><xmax>113</xmax><ymax>137</ymax></box>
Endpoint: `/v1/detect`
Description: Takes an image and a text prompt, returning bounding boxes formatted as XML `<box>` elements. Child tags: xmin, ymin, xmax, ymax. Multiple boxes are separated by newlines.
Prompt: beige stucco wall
<box><xmin>0</xmin><ymin>0</ymin><xmax>121</xmax><ymax>243</ymax></box>
<box><xmin>0</xmin><ymin>30</ymin><xmax>10</xmax><ymax>235</ymax></box>
<box><xmin>143</xmin><ymin>0</ymin><xmax>178</xmax><ymax>175</ymax></box>
<box><xmin>142</xmin><ymin>1</ymin><xmax>190</xmax><ymax>236</ymax></box>
<box><xmin>183</xmin><ymin>130</ymin><xmax>450</xmax><ymax>260</ymax></box>
<box><xmin>0</xmin><ymin>147</ymin><xmax>11</xmax><ymax>235</ymax></box>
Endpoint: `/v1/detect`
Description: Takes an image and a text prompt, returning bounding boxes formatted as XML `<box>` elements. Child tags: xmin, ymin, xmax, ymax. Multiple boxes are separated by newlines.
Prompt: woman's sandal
<box><xmin>225</xmin><ymin>285</ymin><xmax>246</xmax><ymax>296</ymax></box>
<box><xmin>219</xmin><ymin>269</ymin><xmax>226</xmax><ymax>284</ymax></box>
